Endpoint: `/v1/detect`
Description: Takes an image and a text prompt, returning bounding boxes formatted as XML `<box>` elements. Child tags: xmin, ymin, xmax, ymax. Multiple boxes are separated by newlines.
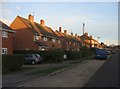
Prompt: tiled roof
<box><xmin>18</xmin><ymin>16</ymin><xmax>41</xmax><ymax>35</ymax></box>
<box><xmin>80</xmin><ymin>34</ymin><xmax>91</xmax><ymax>40</ymax></box>
<box><xmin>55</xmin><ymin>30</ymin><xmax>82</xmax><ymax>44</ymax></box>
<box><xmin>35</xmin><ymin>22</ymin><xmax>57</xmax><ymax>38</ymax></box>
<box><xmin>0</xmin><ymin>20</ymin><xmax>14</xmax><ymax>31</ymax></box>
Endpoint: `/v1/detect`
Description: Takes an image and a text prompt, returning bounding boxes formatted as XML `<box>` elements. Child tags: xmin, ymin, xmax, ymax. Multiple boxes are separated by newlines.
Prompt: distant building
<box><xmin>0</xmin><ymin>21</ymin><xmax>15</xmax><ymax>54</ymax></box>
<box><xmin>55</xmin><ymin>27</ymin><xmax>83</xmax><ymax>51</ymax></box>
<box><xmin>80</xmin><ymin>32</ymin><xmax>99</xmax><ymax>48</ymax></box>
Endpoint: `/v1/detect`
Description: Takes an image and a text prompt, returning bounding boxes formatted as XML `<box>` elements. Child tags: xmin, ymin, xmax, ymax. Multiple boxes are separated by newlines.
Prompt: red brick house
<box><xmin>80</xmin><ymin>32</ymin><xmax>99</xmax><ymax>48</ymax></box>
<box><xmin>10</xmin><ymin>14</ymin><xmax>62</xmax><ymax>51</ymax></box>
<box><xmin>0</xmin><ymin>21</ymin><xmax>15</xmax><ymax>54</ymax></box>
<box><xmin>55</xmin><ymin>27</ymin><xmax>82</xmax><ymax>51</ymax></box>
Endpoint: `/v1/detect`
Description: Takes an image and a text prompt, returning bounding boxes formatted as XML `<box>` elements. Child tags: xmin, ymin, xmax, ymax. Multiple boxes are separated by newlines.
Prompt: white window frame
<box><xmin>2</xmin><ymin>48</ymin><xmax>7</xmax><ymax>54</ymax></box>
<box><xmin>2</xmin><ymin>31</ymin><xmax>8</xmax><ymax>38</ymax></box>
<box><xmin>52</xmin><ymin>38</ymin><xmax>56</xmax><ymax>43</ymax></box>
<box><xmin>43</xmin><ymin>37</ymin><xmax>47</xmax><ymax>41</ymax></box>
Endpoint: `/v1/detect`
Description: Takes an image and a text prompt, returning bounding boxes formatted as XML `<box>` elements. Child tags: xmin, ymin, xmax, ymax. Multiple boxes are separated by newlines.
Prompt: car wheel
<box><xmin>31</xmin><ymin>60</ymin><xmax>36</xmax><ymax>65</ymax></box>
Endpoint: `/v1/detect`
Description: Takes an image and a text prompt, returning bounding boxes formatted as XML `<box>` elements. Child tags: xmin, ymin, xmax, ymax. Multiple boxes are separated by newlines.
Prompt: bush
<box><xmin>65</xmin><ymin>47</ymin><xmax>95</xmax><ymax>60</ymax></box>
<box><xmin>14</xmin><ymin>49</ymin><xmax>65</xmax><ymax>63</ymax></box>
<box><xmin>13</xmin><ymin>48</ymin><xmax>95</xmax><ymax>62</ymax></box>
<box><xmin>2</xmin><ymin>54</ymin><xmax>25</xmax><ymax>73</ymax></box>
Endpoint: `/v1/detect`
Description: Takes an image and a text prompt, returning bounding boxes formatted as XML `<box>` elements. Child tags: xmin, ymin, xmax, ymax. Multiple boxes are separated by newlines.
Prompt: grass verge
<box><xmin>25</xmin><ymin>64</ymin><xmax>71</xmax><ymax>75</ymax></box>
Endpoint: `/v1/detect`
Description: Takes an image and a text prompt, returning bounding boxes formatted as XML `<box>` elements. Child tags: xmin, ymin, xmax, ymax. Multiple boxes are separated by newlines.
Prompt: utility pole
<box><xmin>83</xmin><ymin>23</ymin><xmax>85</xmax><ymax>35</ymax></box>
<box><xmin>83</xmin><ymin>23</ymin><xmax>85</xmax><ymax>46</ymax></box>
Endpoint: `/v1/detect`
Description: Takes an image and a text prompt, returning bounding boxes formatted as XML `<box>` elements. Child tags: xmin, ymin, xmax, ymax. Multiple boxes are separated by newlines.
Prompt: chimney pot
<box><xmin>90</xmin><ymin>36</ymin><xmax>92</xmax><ymax>39</ymax></box>
<box><xmin>64</xmin><ymin>30</ymin><xmax>67</xmax><ymax>34</ymax></box>
<box><xmin>71</xmin><ymin>33</ymin><xmax>73</xmax><ymax>36</ymax></box>
<box><xmin>75</xmin><ymin>34</ymin><xmax>77</xmax><ymax>37</ymax></box>
<box><xmin>28</xmin><ymin>14</ymin><xmax>34</xmax><ymax>22</ymax></box>
<box><xmin>59</xmin><ymin>27</ymin><xmax>62</xmax><ymax>32</ymax></box>
<box><xmin>85</xmin><ymin>32</ymin><xmax>88</xmax><ymax>36</ymax></box>
<box><xmin>40</xmin><ymin>19</ymin><xmax>45</xmax><ymax>26</ymax></box>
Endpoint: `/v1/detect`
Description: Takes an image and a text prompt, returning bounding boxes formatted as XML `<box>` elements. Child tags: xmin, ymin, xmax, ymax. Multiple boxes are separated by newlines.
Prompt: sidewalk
<box><xmin>20</xmin><ymin>59</ymin><xmax>106</xmax><ymax>87</ymax></box>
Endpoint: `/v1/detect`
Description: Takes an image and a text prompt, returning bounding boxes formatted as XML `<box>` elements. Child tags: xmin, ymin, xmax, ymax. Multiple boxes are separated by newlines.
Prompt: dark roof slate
<box><xmin>0</xmin><ymin>20</ymin><xmax>13</xmax><ymax>31</ymax></box>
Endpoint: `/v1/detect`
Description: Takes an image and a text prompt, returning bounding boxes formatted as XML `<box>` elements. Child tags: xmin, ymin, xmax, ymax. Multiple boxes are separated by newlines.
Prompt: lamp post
<box><xmin>83</xmin><ymin>23</ymin><xmax>85</xmax><ymax>46</ymax></box>
<box><xmin>98</xmin><ymin>37</ymin><xmax>100</xmax><ymax>48</ymax></box>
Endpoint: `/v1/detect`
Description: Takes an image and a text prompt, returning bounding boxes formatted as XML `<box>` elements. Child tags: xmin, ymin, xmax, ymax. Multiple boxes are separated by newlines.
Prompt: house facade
<box><xmin>0</xmin><ymin>21</ymin><xmax>15</xmax><ymax>54</ymax></box>
<box><xmin>10</xmin><ymin>14</ymin><xmax>62</xmax><ymax>51</ymax></box>
<box><xmin>80</xmin><ymin>32</ymin><xmax>99</xmax><ymax>48</ymax></box>
<box><xmin>55</xmin><ymin>27</ymin><xmax>83</xmax><ymax>51</ymax></box>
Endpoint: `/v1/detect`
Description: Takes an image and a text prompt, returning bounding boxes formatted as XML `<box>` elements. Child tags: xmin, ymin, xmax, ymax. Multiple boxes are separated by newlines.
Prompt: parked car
<box><xmin>25</xmin><ymin>54</ymin><xmax>43</xmax><ymax>64</ymax></box>
<box><xmin>95</xmin><ymin>48</ymin><xmax>108</xmax><ymax>60</ymax></box>
<box><xmin>63</xmin><ymin>54</ymin><xmax>67</xmax><ymax>60</ymax></box>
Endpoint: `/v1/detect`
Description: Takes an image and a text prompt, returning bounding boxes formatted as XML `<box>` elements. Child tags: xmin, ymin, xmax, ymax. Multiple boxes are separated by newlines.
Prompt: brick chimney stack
<box><xmin>28</xmin><ymin>14</ymin><xmax>34</xmax><ymax>22</ymax></box>
<box><xmin>90</xmin><ymin>36</ymin><xmax>92</xmax><ymax>39</ymax></box>
<box><xmin>64</xmin><ymin>30</ymin><xmax>67</xmax><ymax>35</ymax></box>
<box><xmin>40</xmin><ymin>19</ymin><xmax>45</xmax><ymax>26</ymax></box>
<box><xmin>85</xmin><ymin>32</ymin><xmax>88</xmax><ymax>36</ymax></box>
<box><xmin>71</xmin><ymin>33</ymin><xmax>73</xmax><ymax>36</ymax></box>
<box><xmin>59</xmin><ymin>27</ymin><xmax>62</xmax><ymax>32</ymax></box>
<box><xmin>75</xmin><ymin>34</ymin><xmax>77</xmax><ymax>37</ymax></box>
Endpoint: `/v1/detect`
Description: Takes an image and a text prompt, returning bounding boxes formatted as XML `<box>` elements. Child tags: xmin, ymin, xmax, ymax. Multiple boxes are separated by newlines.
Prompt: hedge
<box><xmin>13</xmin><ymin>47</ymin><xmax>95</xmax><ymax>62</ymax></box>
<box><xmin>65</xmin><ymin>47</ymin><xmax>95</xmax><ymax>60</ymax></box>
<box><xmin>2</xmin><ymin>54</ymin><xmax>25</xmax><ymax>73</ymax></box>
<box><xmin>14</xmin><ymin>49</ymin><xmax>65</xmax><ymax>63</ymax></box>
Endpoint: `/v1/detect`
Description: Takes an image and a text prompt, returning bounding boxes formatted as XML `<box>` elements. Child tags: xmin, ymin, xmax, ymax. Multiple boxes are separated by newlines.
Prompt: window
<box><xmin>33</xmin><ymin>35</ymin><xmax>40</xmax><ymax>41</ymax></box>
<box><xmin>2</xmin><ymin>31</ymin><xmax>8</xmax><ymax>38</ymax></box>
<box><xmin>52</xmin><ymin>39</ymin><xmax>56</xmax><ymax>43</ymax></box>
<box><xmin>2</xmin><ymin>48</ymin><xmax>7</xmax><ymax>54</ymax></box>
<box><xmin>43</xmin><ymin>37</ymin><xmax>47</xmax><ymax>41</ymax></box>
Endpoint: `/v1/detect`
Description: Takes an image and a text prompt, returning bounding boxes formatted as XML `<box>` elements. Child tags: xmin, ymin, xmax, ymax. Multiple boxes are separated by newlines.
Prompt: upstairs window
<box><xmin>33</xmin><ymin>35</ymin><xmax>40</xmax><ymax>41</ymax></box>
<box><xmin>43</xmin><ymin>37</ymin><xmax>47</xmax><ymax>41</ymax></box>
<box><xmin>2</xmin><ymin>48</ymin><xmax>7</xmax><ymax>54</ymax></box>
<box><xmin>2</xmin><ymin>31</ymin><xmax>8</xmax><ymax>38</ymax></box>
<box><xmin>52</xmin><ymin>39</ymin><xmax>56</xmax><ymax>43</ymax></box>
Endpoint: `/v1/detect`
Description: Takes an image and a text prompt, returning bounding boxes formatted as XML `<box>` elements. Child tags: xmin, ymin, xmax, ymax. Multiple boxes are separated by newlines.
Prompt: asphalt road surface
<box><xmin>83</xmin><ymin>51</ymin><xmax>119</xmax><ymax>87</ymax></box>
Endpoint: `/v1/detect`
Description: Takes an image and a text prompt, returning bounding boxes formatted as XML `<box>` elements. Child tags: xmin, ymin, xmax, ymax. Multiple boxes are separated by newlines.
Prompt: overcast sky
<box><xmin>0</xmin><ymin>0</ymin><xmax>118</xmax><ymax>45</ymax></box>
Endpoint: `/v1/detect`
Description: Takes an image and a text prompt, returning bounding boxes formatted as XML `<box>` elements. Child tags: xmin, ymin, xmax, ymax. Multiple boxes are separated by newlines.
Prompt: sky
<box><xmin>0</xmin><ymin>0</ymin><xmax>119</xmax><ymax>45</ymax></box>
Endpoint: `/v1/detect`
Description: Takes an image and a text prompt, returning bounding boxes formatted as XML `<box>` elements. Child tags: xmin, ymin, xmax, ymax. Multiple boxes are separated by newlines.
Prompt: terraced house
<box><xmin>80</xmin><ymin>32</ymin><xmax>99</xmax><ymax>48</ymax></box>
<box><xmin>0</xmin><ymin>21</ymin><xmax>15</xmax><ymax>54</ymax></box>
<box><xmin>10</xmin><ymin>14</ymin><xmax>62</xmax><ymax>51</ymax></box>
<box><xmin>55</xmin><ymin>27</ymin><xmax>83</xmax><ymax>51</ymax></box>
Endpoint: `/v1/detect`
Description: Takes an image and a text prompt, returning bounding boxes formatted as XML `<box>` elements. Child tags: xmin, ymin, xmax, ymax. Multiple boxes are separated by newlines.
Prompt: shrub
<box><xmin>2</xmin><ymin>54</ymin><xmax>25</xmax><ymax>73</ymax></box>
<box><xmin>14</xmin><ymin>49</ymin><xmax>65</xmax><ymax>63</ymax></box>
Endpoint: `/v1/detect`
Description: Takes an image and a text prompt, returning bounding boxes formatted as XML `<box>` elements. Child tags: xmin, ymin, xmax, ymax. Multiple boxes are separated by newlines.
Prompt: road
<box><xmin>83</xmin><ymin>51</ymin><xmax>119</xmax><ymax>87</ymax></box>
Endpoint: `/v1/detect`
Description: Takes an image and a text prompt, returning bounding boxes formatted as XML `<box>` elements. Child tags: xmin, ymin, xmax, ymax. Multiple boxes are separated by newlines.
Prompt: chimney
<box><xmin>59</xmin><ymin>27</ymin><xmax>62</xmax><ymax>32</ymax></box>
<box><xmin>85</xmin><ymin>32</ymin><xmax>88</xmax><ymax>36</ymax></box>
<box><xmin>40</xmin><ymin>19</ymin><xmax>45</xmax><ymax>26</ymax></box>
<box><xmin>71</xmin><ymin>33</ymin><xmax>73</xmax><ymax>36</ymax></box>
<box><xmin>64</xmin><ymin>30</ymin><xmax>67</xmax><ymax>35</ymax></box>
<box><xmin>90</xmin><ymin>36</ymin><xmax>92</xmax><ymax>39</ymax></box>
<box><xmin>28</xmin><ymin>14</ymin><xmax>34</xmax><ymax>22</ymax></box>
<box><xmin>75</xmin><ymin>34</ymin><xmax>77</xmax><ymax>37</ymax></box>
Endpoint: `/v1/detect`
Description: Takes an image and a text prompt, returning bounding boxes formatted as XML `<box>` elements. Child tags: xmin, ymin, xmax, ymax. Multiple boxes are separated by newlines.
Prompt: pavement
<box><xmin>19</xmin><ymin>59</ymin><xmax>106</xmax><ymax>87</ymax></box>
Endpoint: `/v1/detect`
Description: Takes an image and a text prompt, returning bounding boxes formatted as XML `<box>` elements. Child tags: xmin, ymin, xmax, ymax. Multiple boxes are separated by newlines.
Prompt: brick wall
<box><xmin>2</xmin><ymin>32</ymin><xmax>14</xmax><ymax>54</ymax></box>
